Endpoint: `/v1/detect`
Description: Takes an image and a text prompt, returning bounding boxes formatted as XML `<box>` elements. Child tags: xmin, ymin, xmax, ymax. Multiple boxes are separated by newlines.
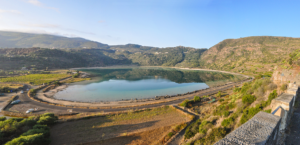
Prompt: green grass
<box><xmin>0</xmin><ymin>74</ymin><xmax>70</xmax><ymax>85</ymax></box>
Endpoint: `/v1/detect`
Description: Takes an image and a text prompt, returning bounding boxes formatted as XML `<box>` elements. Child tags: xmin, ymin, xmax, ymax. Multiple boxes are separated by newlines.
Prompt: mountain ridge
<box><xmin>0</xmin><ymin>31</ymin><xmax>299</xmax><ymax>77</ymax></box>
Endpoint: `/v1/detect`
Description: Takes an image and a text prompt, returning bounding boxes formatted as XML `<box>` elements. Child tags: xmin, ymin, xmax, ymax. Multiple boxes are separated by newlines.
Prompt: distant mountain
<box><xmin>0</xmin><ymin>31</ymin><xmax>109</xmax><ymax>49</ymax></box>
<box><xmin>0</xmin><ymin>31</ymin><xmax>299</xmax><ymax>77</ymax></box>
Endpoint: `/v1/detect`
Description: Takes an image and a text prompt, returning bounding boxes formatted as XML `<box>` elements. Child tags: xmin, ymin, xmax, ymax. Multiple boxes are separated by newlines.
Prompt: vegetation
<box><xmin>0</xmin><ymin>113</ymin><xmax>58</xmax><ymax>145</ymax></box>
<box><xmin>242</xmin><ymin>94</ymin><xmax>256</xmax><ymax>104</ymax></box>
<box><xmin>240</xmin><ymin>90</ymin><xmax>277</xmax><ymax>124</ymax></box>
<box><xmin>194</xmin><ymin>96</ymin><xmax>201</xmax><ymax>102</ymax></box>
<box><xmin>195</xmin><ymin>127</ymin><xmax>227</xmax><ymax>145</ymax></box>
<box><xmin>0</xmin><ymin>74</ymin><xmax>70</xmax><ymax>85</ymax></box>
<box><xmin>281</xmin><ymin>84</ymin><xmax>287</xmax><ymax>91</ymax></box>
<box><xmin>179</xmin><ymin>99</ymin><xmax>192</xmax><ymax>108</ymax></box>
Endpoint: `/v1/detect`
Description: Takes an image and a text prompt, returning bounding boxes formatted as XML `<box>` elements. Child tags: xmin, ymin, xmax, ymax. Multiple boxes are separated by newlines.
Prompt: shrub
<box><xmin>223</xmin><ymin>111</ymin><xmax>230</xmax><ymax>117</ymax></box>
<box><xmin>21</xmin><ymin>128</ymin><xmax>50</xmax><ymax>138</ymax></box>
<box><xmin>202</xmin><ymin>95</ymin><xmax>209</xmax><ymax>98</ymax></box>
<box><xmin>167</xmin><ymin>132</ymin><xmax>174</xmax><ymax>138</ymax></box>
<box><xmin>72</xmin><ymin>73</ymin><xmax>80</xmax><ymax>78</ymax></box>
<box><xmin>264</xmin><ymin>109</ymin><xmax>272</xmax><ymax>113</ymax></box>
<box><xmin>197</xmin><ymin>127</ymin><xmax>227</xmax><ymax>144</ymax></box>
<box><xmin>254</xmin><ymin>86</ymin><xmax>264</xmax><ymax>97</ymax></box>
<box><xmin>0</xmin><ymin>117</ymin><xmax>6</xmax><ymax>121</ymax></box>
<box><xmin>280</xmin><ymin>84</ymin><xmax>287</xmax><ymax>91</ymax></box>
<box><xmin>267</xmin><ymin>83</ymin><xmax>277</xmax><ymax>90</ymax></box>
<box><xmin>219</xmin><ymin>99</ymin><xmax>224</xmax><ymax>102</ymax></box>
<box><xmin>174</xmin><ymin>123</ymin><xmax>186</xmax><ymax>132</ymax></box>
<box><xmin>180</xmin><ymin>99</ymin><xmax>191</xmax><ymax>108</ymax></box>
<box><xmin>233</xmin><ymin>87</ymin><xmax>241</xmax><ymax>92</ymax></box>
<box><xmin>185</xmin><ymin>120</ymin><xmax>199</xmax><ymax>139</ymax></box>
<box><xmin>216</xmin><ymin>91</ymin><xmax>222</xmax><ymax>98</ymax></box>
<box><xmin>242</xmin><ymin>94</ymin><xmax>256</xmax><ymax>104</ymax></box>
<box><xmin>221</xmin><ymin>117</ymin><xmax>234</xmax><ymax>127</ymax></box>
<box><xmin>37</xmin><ymin>113</ymin><xmax>58</xmax><ymax>125</ymax></box>
<box><xmin>33</xmin><ymin>125</ymin><xmax>49</xmax><ymax>130</ymax></box>
<box><xmin>194</xmin><ymin>96</ymin><xmax>201</xmax><ymax>102</ymax></box>
<box><xmin>198</xmin><ymin>120</ymin><xmax>213</xmax><ymax>134</ymax></box>
<box><xmin>30</xmin><ymin>89</ymin><xmax>37</xmax><ymax>94</ymax></box>
<box><xmin>5</xmin><ymin>133</ymin><xmax>50</xmax><ymax>145</ymax></box>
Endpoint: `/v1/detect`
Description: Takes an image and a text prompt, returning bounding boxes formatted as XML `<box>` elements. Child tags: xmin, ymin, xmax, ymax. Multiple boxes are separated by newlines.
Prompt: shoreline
<box><xmin>48</xmin><ymin>66</ymin><xmax>249</xmax><ymax>103</ymax></box>
<box><xmin>32</xmin><ymin>66</ymin><xmax>252</xmax><ymax>108</ymax></box>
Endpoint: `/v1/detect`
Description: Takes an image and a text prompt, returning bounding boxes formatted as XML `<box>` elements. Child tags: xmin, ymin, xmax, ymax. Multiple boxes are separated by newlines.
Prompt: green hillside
<box><xmin>0</xmin><ymin>31</ymin><xmax>109</xmax><ymax>49</ymax></box>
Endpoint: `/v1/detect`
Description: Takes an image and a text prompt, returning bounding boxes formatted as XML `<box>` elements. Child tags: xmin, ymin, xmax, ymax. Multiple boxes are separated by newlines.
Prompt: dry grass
<box><xmin>50</xmin><ymin>106</ymin><xmax>187</xmax><ymax>145</ymax></box>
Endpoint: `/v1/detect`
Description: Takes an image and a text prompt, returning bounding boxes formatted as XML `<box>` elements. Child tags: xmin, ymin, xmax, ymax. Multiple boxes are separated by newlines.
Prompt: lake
<box><xmin>53</xmin><ymin>67</ymin><xmax>245</xmax><ymax>102</ymax></box>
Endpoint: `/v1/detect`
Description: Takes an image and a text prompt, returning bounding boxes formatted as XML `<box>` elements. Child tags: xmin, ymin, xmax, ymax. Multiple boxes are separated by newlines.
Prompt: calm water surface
<box><xmin>54</xmin><ymin>67</ymin><xmax>244</xmax><ymax>101</ymax></box>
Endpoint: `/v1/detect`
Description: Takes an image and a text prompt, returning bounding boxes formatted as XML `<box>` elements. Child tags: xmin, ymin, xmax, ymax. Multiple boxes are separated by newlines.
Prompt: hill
<box><xmin>0</xmin><ymin>31</ymin><xmax>109</xmax><ymax>49</ymax></box>
<box><xmin>199</xmin><ymin>36</ymin><xmax>300</xmax><ymax>75</ymax></box>
<box><xmin>0</xmin><ymin>31</ymin><xmax>299</xmax><ymax>76</ymax></box>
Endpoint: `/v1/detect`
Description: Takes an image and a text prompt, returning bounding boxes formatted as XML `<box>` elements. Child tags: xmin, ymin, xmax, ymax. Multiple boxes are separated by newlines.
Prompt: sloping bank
<box><xmin>215</xmin><ymin>83</ymin><xmax>298</xmax><ymax>145</ymax></box>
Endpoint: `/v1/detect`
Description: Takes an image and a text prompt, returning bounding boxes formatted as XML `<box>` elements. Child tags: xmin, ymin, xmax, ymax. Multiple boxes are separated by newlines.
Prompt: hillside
<box><xmin>0</xmin><ymin>31</ymin><xmax>109</xmax><ymax>49</ymax></box>
<box><xmin>199</xmin><ymin>36</ymin><xmax>300</xmax><ymax>75</ymax></box>
<box><xmin>0</xmin><ymin>31</ymin><xmax>299</xmax><ymax>75</ymax></box>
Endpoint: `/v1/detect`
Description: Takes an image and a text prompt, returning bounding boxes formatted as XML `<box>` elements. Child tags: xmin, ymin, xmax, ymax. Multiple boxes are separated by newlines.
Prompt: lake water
<box><xmin>54</xmin><ymin>67</ymin><xmax>245</xmax><ymax>101</ymax></box>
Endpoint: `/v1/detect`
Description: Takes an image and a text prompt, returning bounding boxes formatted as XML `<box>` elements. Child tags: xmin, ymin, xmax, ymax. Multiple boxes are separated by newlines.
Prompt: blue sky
<box><xmin>0</xmin><ymin>0</ymin><xmax>299</xmax><ymax>48</ymax></box>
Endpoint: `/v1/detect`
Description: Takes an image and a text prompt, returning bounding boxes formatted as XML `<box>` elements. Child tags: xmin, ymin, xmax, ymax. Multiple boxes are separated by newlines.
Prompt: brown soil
<box><xmin>50</xmin><ymin>109</ymin><xmax>186</xmax><ymax>145</ymax></box>
<box><xmin>84</xmin><ymin>125</ymin><xmax>172</xmax><ymax>145</ymax></box>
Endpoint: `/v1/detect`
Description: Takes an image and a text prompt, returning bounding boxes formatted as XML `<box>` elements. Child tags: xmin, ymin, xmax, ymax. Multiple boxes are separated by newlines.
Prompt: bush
<box><xmin>268</xmin><ymin>90</ymin><xmax>277</xmax><ymax>101</ymax></box>
<box><xmin>32</xmin><ymin>125</ymin><xmax>49</xmax><ymax>130</ymax></box>
<box><xmin>219</xmin><ymin>99</ymin><xmax>224</xmax><ymax>102</ymax></box>
<box><xmin>37</xmin><ymin>113</ymin><xmax>58</xmax><ymax>125</ymax></box>
<box><xmin>5</xmin><ymin>133</ymin><xmax>50</xmax><ymax>145</ymax></box>
<box><xmin>233</xmin><ymin>87</ymin><xmax>241</xmax><ymax>92</ymax></box>
<box><xmin>21</xmin><ymin>128</ymin><xmax>50</xmax><ymax>138</ymax></box>
<box><xmin>180</xmin><ymin>99</ymin><xmax>192</xmax><ymax>108</ymax></box>
<box><xmin>194</xmin><ymin>96</ymin><xmax>201</xmax><ymax>102</ymax></box>
<box><xmin>267</xmin><ymin>83</ymin><xmax>277</xmax><ymax>90</ymax></box>
<box><xmin>185</xmin><ymin>120</ymin><xmax>202</xmax><ymax>139</ymax></box>
<box><xmin>254</xmin><ymin>86</ymin><xmax>264</xmax><ymax>97</ymax></box>
<box><xmin>280</xmin><ymin>84</ymin><xmax>287</xmax><ymax>91</ymax></box>
<box><xmin>221</xmin><ymin>117</ymin><xmax>234</xmax><ymax>127</ymax></box>
<box><xmin>198</xmin><ymin>120</ymin><xmax>213</xmax><ymax>134</ymax></box>
<box><xmin>216</xmin><ymin>91</ymin><xmax>222</xmax><ymax>98</ymax></box>
<box><xmin>72</xmin><ymin>73</ymin><xmax>80</xmax><ymax>78</ymax></box>
<box><xmin>197</xmin><ymin>127</ymin><xmax>227</xmax><ymax>144</ymax></box>
<box><xmin>167</xmin><ymin>132</ymin><xmax>174</xmax><ymax>138</ymax></box>
<box><xmin>223</xmin><ymin>111</ymin><xmax>230</xmax><ymax>117</ymax></box>
<box><xmin>264</xmin><ymin>109</ymin><xmax>272</xmax><ymax>113</ymax></box>
<box><xmin>242</xmin><ymin>94</ymin><xmax>256</xmax><ymax>104</ymax></box>
<box><xmin>0</xmin><ymin>117</ymin><xmax>6</xmax><ymax>121</ymax></box>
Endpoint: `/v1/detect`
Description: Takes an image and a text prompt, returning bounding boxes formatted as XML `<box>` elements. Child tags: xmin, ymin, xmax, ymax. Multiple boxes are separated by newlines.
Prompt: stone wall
<box><xmin>215</xmin><ymin>83</ymin><xmax>299</xmax><ymax>145</ymax></box>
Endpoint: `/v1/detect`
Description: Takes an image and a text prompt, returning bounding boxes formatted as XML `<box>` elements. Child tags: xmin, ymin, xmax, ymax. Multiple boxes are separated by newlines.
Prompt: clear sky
<box><xmin>0</xmin><ymin>0</ymin><xmax>299</xmax><ymax>48</ymax></box>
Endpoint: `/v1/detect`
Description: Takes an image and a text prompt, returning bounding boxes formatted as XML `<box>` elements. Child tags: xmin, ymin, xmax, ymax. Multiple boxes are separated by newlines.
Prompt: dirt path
<box><xmin>167</xmin><ymin>106</ymin><xmax>200</xmax><ymax>145</ymax></box>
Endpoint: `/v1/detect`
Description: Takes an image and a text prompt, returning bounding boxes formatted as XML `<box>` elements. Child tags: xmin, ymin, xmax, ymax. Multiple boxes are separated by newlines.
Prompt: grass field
<box><xmin>0</xmin><ymin>74</ymin><xmax>70</xmax><ymax>85</ymax></box>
